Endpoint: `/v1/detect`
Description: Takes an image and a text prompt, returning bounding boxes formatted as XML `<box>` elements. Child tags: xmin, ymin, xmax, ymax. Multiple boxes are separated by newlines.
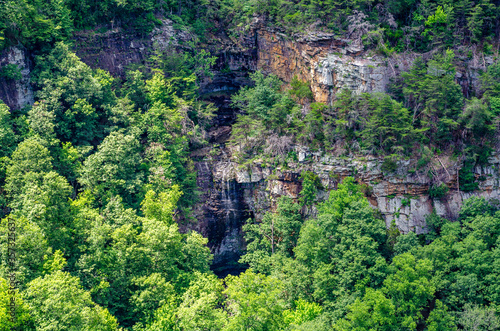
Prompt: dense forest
<box><xmin>1</xmin><ymin>0</ymin><xmax>500</xmax><ymax>330</ymax></box>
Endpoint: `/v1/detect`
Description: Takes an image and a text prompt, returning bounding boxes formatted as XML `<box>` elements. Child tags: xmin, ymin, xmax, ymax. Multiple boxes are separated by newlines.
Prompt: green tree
<box><xmin>282</xmin><ymin>299</ymin><xmax>323</xmax><ymax>329</ymax></box>
<box><xmin>76</xmin><ymin>187</ymin><xmax>211</xmax><ymax>326</ymax></box>
<box><xmin>240</xmin><ymin>196</ymin><xmax>303</xmax><ymax>273</ymax></box>
<box><xmin>130</xmin><ymin>273</ymin><xmax>177</xmax><ymax>323</ymax></box>
<box><xmin>60</xmin><ymin>99</ymin><xmax>99</xmax><ymax>145</ymax></box>
<box><xmin>23</xmin><ymin>271</ymin><xmax>119</xmax><ymax>331</ymax></box>
<box><xmin>0</xmin><ymin>215</ymin><xmax>49</xmax><ymax>288</ymax></box>
<box><xmin>143</xmin><ymin>147</ymin><xmax>176</xmax><ymax>194</ymax></box>
<box><xmin>10</xmin><ymin>171</ymin><xmax>73</xmax><ymax>254</ymax></box>
<box><xmin>360</xmin><ymin>93</ymin><xmax>417</xmax><ymax>155</ymax></box>
<box><xmin>141</xmin><ymin>73</ymin><xmax>198</xmax><ymax>208</ymax></box>
<box><xmin>426</xmin><ymin>300</ymin><xmax>457</xmax><ymax>331</ymax></box>
<box><xmin>339</xmin><ymin>253</ymin><xmax>435</xmax><ymax>330</ymax></box>
<box><xmin>298</xmin><ymin>171</ymin><xmax>322</xmax><ymax>208</ymax></box>
<box><xmin>223</xmin><ymin>269</ymin><xmax>286</xmax><ymax>331</ymax></box>
<box><xmin>480</xmin><ymin>63</ymin><xmax>500</xmax><ymax>99</ymax></box>
<box><xmin>0</xmin><ymin>102</ymin><xmax>15</xmax><ymax>158</ymax></box>
<box><xmin>294</xmin><ymin>177</ymin><xmax>387</xmax><ymax>305</ymax></box>
<box><xmin>231</xmin><ymin>71</ymin><xmax>299</xmax><ymax>142</ymax></box>
<box><xmin>422</xmin><ymin>5</ymin><xmax>455</xmax><ymax>48</ymax></box>
<box><xmin>141</xmin><ymin>186</ymin><xmax>182</xmax><ymax>225</ymax></box>
<box><xmin>4</xmin><ymin>136</ymin><xmax>53</xmax><ymax>199</ymax></box>
<box><xmin>0</xmin><ymin>277</ymin><xmax>31</xmax><ymax>330</ymax></box>
<box><xmin>55</xmin><ymin>141</ymin><xmax>91</xmax><ymax>187</ymax></box>
<box><xmin>414</xmin><ymin>197</ymin><xmax>500</xmax><ymax>312</ymax></box>
<box><xmin>393</xmin><ymin>231</ymin><xmax>420</xmax><ymax>255</ymax></box>
<box><xmin>298</xmin><ymin>102</ymin><xmax>325</xmax><ymax>147</ymax></box>
<box><xmin>106</xmin><ymin>97</ymin><xmax>140</xmax><ymax>134</ymax></box>
<box><xmin>400</xmin><ymin>51</ymin><xmax>464</xmax><ymax>146</ymax></box>
<box><xmin>33</xmin><ymin>42</ymin><xmax>110</xmax><ymax>145</ymax></box>
<box><xmin>460</xmin><ymin>98</ymin><xmax>495</xmax><ymax>141</ymax></box>
<box><xmin>176</xmin><ymin>272</ymin><xmax>228</xmax><ymax>330</ymax></box>
<box><xmin>332</xmin><ymin>88</ymin><xmax>359</xmax><ymax>141</ymax></box>
<box><xmin>336</xmin><ymin>287</ymin><xmax>396</xmax><ymax>330</ymax></box>
<box><xmin>122</xmin><ymin>70</ymin><xmax>148</xmax><ymax>111</ymax></box>
<box><xmin>27</xmin><ymin>102</ymin><xmax>57</xmax><ymax>143</ymax></box>
<box><xmin>382</xmin><ymin>253</ymin><xmax>435</xmax><ymax>329</ymax></box>
<box><xmin>0</xmin><ymin>0</ymin><xmax>72</xmax><ymax>51</ymax></box>
<box><xmin>289</xmin><ymin>76</ymin><xmax>314</xmax><ymax>102</ymax></box>
<box><xmin>79</xmin><ymin>131</ymin><xmax>144</xmax><ymax>206</ymax></box>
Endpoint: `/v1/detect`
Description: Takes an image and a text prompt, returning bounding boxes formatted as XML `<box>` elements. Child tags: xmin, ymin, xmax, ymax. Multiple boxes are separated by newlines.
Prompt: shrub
<box><xmin>359</xmin><ymin>183</ymin><xmax>373</xmax><ymax>196</ymax></box>
<box><xmin>289</xmin><ymin>76</ymin><xmax>313</xmax><ymax>101</ymax></box>
<box><xmin>459</xmin><ymin>159</ymin><xmax>479</xmax><ymax>192</ymax></box>
<box><xmin>381</xmin><ymin>155</ymin><xmax>398</xmax><ymax>173</ymax></box>
<box><xmin>0</xmin><ymin>64</ymin><xmax>22</xmax><ymax>80</ymax></box>
<box><xmin>428</xmin><ymin>183</ymin><xmax>449</xmax><ymax>199</ymax></box>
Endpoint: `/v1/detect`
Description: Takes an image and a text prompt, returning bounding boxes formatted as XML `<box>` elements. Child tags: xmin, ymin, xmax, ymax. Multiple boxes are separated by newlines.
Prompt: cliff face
<box><xmin>0</xmin><ymin>46</ymin><xmax>34</xmax><ymax>110</ymax></box>
<box><xmin>71</xmin><ymin>19</ymin><xmax>489</xmax><ymax>104</ymax></box>
<box><xmin>188</xmin><ymin>25</ymin><xmax>498</xmax><ymax>268</ymax></box>
<box><xmin>73</xmin><ymin>20</ymin><xmax>193</xmax><ymax>77</ymax></box>
<box><xmin>2</xmin><ymin>20</ymin><xmax>497</xmax><ymax>270</ymax></box>
<box><xmin>68</xmin><ymin>20</ymin><xmax>500</xmax><ymax>269</ymax></box>
<box><xmin>254</xmin><ymin>28</ymin><xmax>490</xmax><ymax>103</ymax></box>
<box><xmin>255</xmin><ymin>29</ymin><xmax>388</xmax><ymax>103</ymax></box>
<box><xmin>211</xmin><ymin>148</ymin><xmax>500</xmax><ymax>230</ymax></box>
<box><xmin>191</xmin><ymin>143</ymin><xmax>500</xmax><ymax>268</ymax></box>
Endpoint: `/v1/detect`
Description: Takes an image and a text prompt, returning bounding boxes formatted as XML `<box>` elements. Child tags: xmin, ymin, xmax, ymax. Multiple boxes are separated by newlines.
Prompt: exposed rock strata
<box><xmin>256</xmin><ymin>29</ymin><xmax>388</xmax><ymax>103</ymax></box>
<box><xmin>72</xmin><ymin>19</ymin><xmax>489</xmax><ymax>104</ymax></box>
<box><xmin>254</xmin><ymin>29</ymin><xmax>489</xmax><ymax>103</ymax></box>
<box><xmin>192</xmin><ymin>145</ymin><xmax>500</xmax><ymax>266</ymax></box>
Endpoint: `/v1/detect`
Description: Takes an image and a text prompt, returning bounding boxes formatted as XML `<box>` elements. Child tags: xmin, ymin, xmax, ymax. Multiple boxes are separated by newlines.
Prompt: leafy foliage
<box><xmin>240</xmin><ymin>196</ymin><xmax>303</xmax><ymax>273</ymax></box>
<box><xmin>23</xmin><ymin>271</ymin><xmax>119</xmax><ymax>330</ymax></box>
<box><xmin>2</xmin><ymin>1</ymin><xmax>500</xmax><ymax>329</ymax></box>
<box><xmin>79</xmin><ymin>131</ymin><xmax>144</xmax><ymax>206</ymax></box>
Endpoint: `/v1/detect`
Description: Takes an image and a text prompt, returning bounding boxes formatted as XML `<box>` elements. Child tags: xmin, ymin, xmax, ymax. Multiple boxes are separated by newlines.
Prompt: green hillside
<box><xmin>1</xmin><ymin>0</ymin><xmax>500</xmax><ymax>329</ymax></box>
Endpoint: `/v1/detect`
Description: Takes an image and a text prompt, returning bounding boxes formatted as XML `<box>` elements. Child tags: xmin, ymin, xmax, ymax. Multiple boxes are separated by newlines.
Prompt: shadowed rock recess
<box><xmin>3</xmin><ymin>19</ymin><xmax>498</xmax><ymax>272</ymax></box>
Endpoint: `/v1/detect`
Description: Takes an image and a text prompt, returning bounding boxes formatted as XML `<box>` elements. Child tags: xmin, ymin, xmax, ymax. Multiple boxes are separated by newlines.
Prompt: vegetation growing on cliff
<box><xmin>2</xmin><ymin>0</ymin><xmax>499</xmax><ymax>52</ymax></box>
<box><xmin>1</xmin><ymin>0</ymin><xmax>500</xmax><ymax>330</ymax></box>
<box><xmin>229</xmin><ymin>47</ymin><xmax>498</xmax><ymax>191</ymax></box>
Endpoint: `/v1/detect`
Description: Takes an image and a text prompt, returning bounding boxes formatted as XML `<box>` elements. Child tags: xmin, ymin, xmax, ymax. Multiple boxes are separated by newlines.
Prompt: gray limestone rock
<box><xmin>315</xmin><ymin>53</ymin><xmax>388</xmax><ymax>96</ymax></box>
<box><xmin>0</xmin><ymin>46</ymin><xmax>34</xmax><ymax>110</ymax></box>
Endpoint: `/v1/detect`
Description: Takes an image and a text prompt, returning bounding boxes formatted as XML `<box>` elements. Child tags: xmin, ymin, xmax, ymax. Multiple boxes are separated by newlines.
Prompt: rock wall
<box><xmin>73</xmin><ymin>19</ymin><xmax>488</xmax><ymax>104</ymax></box>
<box><xmin>255</xmin><ymin>29</ymin><xmax>489</xmax><ymax>103</ymax></box>
<box><xmin>256</xmin><ymin>29</ymin><xmax>389</xmax><ymax>103</ymax></box>
<box><xmin>190</xmin><ymin>144</ymin><xmax>500</xmax><ymax>267</ymax></box>
<box><xmin>0</xmin><ymin>46</ymin><xmax>34</xmax><ymax>110</ymax></box>
<box><xmin>67</xmin><ymin>20</ymin><xmax>500</xmax><ymax>268</ymax></box>
<box><xmin>73</xmin><ymin>20</ymin><xmax>191</xmax><ymax>77</ymax></box>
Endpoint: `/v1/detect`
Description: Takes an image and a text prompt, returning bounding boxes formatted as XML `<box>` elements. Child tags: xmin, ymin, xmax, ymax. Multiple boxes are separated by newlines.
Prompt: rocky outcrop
<box><xmin>69</xmin><ymin>19</ymin><xmax>500</xmax><ymax>269</ymax></box>
<box><xmin>255</xmin><ymin>29</ymin><xmax>489</xmax><ymax>103</ymax></box>
<box><xmin>256</xmin><ymin>29</ymin><xmax>389</xmax><ymax>103</ymax></box>
<box><xmin>191</xmin><ymin>144</ymin><xmax>500</xmax><ymax>266</ymax></box>
<box><xmin>0</xmin><ymin>46</ymin><xmax>34</xmax><ymax>110</ymax></box>
<box><xmin>73</xmin><ymin>20</ymin><xmax>192</xmax><ymax>77</ymax></box>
